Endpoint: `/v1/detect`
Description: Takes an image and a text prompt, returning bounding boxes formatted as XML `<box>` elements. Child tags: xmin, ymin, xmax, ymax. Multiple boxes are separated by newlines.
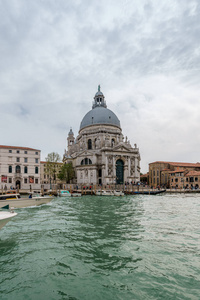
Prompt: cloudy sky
<box><xmin>1</xmin><ymin>0</ymin><xmax>200</xmax><ymax>173</ymax></box>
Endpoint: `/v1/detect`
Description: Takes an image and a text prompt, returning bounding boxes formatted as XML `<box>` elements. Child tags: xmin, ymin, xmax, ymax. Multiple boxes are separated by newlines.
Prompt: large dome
<box><xmin>80</xmin><ymin>106</ymin><xmax>121</xmax><ymax>130</ymax></box>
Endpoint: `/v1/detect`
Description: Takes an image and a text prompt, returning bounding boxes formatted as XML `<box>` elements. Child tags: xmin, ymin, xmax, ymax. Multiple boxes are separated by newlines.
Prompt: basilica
<box><xmin>63</xmin><ymin>86</ymin><xmax>140</xmax><ymax>185</ymax></box>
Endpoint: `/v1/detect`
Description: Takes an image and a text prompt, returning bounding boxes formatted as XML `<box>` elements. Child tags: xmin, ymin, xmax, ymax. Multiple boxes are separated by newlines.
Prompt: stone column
<box><xmin>124</xmin><ymin>156</ymin><xmax>129</xmax><ymax>182</ymax></box>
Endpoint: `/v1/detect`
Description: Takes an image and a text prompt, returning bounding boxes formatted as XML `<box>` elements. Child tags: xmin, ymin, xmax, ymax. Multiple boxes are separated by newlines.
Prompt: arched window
<box><xmin>80</xmin><ymin>158</ymin><xmax>92</xmax><ymax>165</ymax></box>
<box><xmin>16</xmin><ymin>165</ymin><xmax>21</xmax><ymax>173</ymax></box>
<box><xmin>111</xmin><ymin>139</ymin><xmax>115</xmax><ymax>147</ymax></box>
<box><xmin>88</xmin><ymin>139</ymin><xmax>92</xmax><ymax>150</ymax></box>
<box><xmin>24</xmin><ymin>166</ymin><xmax>28</xmax><ymax>174</ymax></box>
<box><xmin>8</xmin><ymin>165</ymin><xmax>12</xmax><ymax>173</ymax></box>
<box><xmin>35</xmin><ymin>166</ymin><xmax>38</xmax><ymax>174</ymax></box>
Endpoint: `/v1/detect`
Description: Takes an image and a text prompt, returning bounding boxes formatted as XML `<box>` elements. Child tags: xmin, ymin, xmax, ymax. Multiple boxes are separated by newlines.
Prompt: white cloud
<box><xmin>0</xmin><ymin>0</ymin><xmax>200</xmax><ymax>173</ymax></box>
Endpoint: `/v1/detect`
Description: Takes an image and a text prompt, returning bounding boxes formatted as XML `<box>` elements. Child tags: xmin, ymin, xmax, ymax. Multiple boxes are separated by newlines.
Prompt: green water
<box><xmin>0</xmin><ymin>194</ymin><xmax>200</xmax><ymax>300</ymax></box>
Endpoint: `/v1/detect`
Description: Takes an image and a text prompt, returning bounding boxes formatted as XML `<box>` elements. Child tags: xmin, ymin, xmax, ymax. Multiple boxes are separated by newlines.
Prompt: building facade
<box><xmin>63</xmin><ymin>87</ymin><xmax>140</xmax><ymax>185</ymax></box>
<box><xmin>0</xmin><ymin>145</ymin><xmax>41</xmax><ymax>191</ymax></box>
<box><xmin>149</xmin><ymin>161</ymin><xmax>200</xmax><ymax>188</ymax></box>
<box><xmin>40</xmin><ymin>161</ymin><xmax>63</xmax><ymax>189</ymax></box>
<box><xmin>169</xmin><ymin>170</ymin><xmax>200</xmax><ymax>189</ymax></box>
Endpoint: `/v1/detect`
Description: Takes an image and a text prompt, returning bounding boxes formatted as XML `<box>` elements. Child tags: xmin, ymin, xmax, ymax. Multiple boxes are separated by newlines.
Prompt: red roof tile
<box><xmin>169</xmin><ymin>170</ymin><xmax>185</xmax><ymax>174</ymax></box>
<box><xmin>149</xmin><ymin>161</ymin><xmax>200</xmax><ymax>167</ymax></box>
<box><xmin>185</xmin><ymin>171</ymin><xmax>200</xmax><ymax>176</ymax></box>
<box><xmin>0</xmin><ymin>145</ymin><xmax>40</xmax><ymax>151</ymax></box>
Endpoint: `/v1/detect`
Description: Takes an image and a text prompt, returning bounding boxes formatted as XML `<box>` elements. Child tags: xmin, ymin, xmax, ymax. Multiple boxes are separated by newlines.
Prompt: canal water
<box><xmin>0</xmin><ymin>194</ymin><xmax>199</xmax><ymax>300</ymax></box>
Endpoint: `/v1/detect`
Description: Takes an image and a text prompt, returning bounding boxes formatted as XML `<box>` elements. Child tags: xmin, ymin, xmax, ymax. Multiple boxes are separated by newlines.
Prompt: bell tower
<box><xmin>67</xmin><ymin>128</ymin><xmax>75</xmax><ymax>147</ymax></box>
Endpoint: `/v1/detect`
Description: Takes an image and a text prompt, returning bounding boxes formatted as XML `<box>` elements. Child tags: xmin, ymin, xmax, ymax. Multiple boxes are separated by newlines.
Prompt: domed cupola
<box><xmin>80</xmin><ymin>86</ymin><xmax>121</xmax><ymax>130</ymax></box>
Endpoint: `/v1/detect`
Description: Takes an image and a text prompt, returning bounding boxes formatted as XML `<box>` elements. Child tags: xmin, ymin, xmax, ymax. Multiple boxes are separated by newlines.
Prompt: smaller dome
<box><xmin>68</xmin><ymin>128</ymin><xmax>74</xmax><ymax>135</ymax></box>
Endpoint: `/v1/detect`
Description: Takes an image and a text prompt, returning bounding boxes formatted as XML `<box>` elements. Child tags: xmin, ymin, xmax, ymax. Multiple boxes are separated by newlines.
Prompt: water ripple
<box><xmin>0</xmin><ymin>194</ymin><xmax>200</xmax><ymax>300</ymax></box>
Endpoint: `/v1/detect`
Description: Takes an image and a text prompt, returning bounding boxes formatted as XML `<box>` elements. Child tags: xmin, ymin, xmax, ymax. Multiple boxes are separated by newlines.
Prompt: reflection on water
<box><xmin>0</xmin><ymin>194</ymin><xmax>200</xmax><ymax>300</ymax></box>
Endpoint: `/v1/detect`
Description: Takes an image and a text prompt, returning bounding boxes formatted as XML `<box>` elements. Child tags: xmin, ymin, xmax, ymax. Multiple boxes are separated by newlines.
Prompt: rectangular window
<box><xmin>9</xmin><ymin>178</ymin><xmax>12</xmax><ymax>183</ymax></box>
<box><xmin>24</xmin><ymin>151</ymin><xmax>27</xmax><ymax>154</ymax></box>
<box><xmin>35</xmin><ymin>178</ymin><xmax>38</xmax><ymax>184</ymax></box>
<box><xmin>24</xmin><ymin>158</ymin><xmax>28</xmax><ymax>163</ymax></box>
<box><xmin>9</xmin><ymin>150</ymin><xmax>12</xmax><ymax>153</ymax></box>
<box><xmin>16</xmin><ymin>157</ymin><xmax>20</xmax><ymax>162</ymax></box>
<box><xmin>35</xmin><ymin>158</ymin><xmax>38</xmax><ymax>163</ymax></box>
<box><xmin>24</xmin><ymin>178</ymin><xmax>27</xmax><ymax>184</ymax></box>
<box><xmin>175</xmin><ymin>178</ymin><xmax>178</xmax><ymax>182</ymax></box>
<box><xmin>17</xmin><ymin>150</ymin><xmax>20</xmax><ymax>153</ymax></box>
<box><xmin>35</xmin><ymin>152</ymin><xmax>38</xmax><ymax>155</ymax></box>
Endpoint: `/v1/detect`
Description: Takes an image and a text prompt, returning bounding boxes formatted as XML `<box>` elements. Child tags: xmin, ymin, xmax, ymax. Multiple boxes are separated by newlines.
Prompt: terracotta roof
<box><xmin>169</xmin><ymin>170</ymin><xmax>185</xmax><ymax>174</ymax></box>
<box><xmin>185</xmin><ymin>171</ymin><xmax>200</xmax><ymax>176</ymax></box>
<box><xmin>0</xmin><ymin>145</ymin><xmax>40</xmax><ymax>151</ymax></box>
<box><xmin>149</xmin><ymin>161</ymin><xmax>200</xmax><ymax>167</ymax></box>
<box><xmin>161</xmin><ymin>169</ymin><xmax>171</xmax><ymax>172</ymax></box>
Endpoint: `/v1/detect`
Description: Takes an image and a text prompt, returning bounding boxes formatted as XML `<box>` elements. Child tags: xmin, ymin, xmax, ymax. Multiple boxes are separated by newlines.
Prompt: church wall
<box><xmin>64</xmin><ymin>88</ymin><xmax>141</xmax><ymax>186</ymax></box>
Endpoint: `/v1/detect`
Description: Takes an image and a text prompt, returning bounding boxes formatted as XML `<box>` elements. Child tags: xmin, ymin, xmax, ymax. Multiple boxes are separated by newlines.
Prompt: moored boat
<box><xmin>59</xmin><ymin>190</ymin><xmax>71</xmax><ymax>197</ymax></box>
<box><xmin>95</xmin><ymin>190</ymin><xmax>102</xmax><ymax>196</ymax></box>
<box><xmin>101</xmin><ymin>190</ymin><xmax>114</xmax><ymax>196</ymax></box>
<box><xmin>71</xmin><ymin>192</ymin><xmax>82</xmax><ymax>197</ymax></box>
<box><xmin>0</xmin><ymin>193</ymin><xmax>53</xmax><ymax>209</ymax></box>
<box><xmin>113</xmin><ymin>190</ymin><xmax>124</xmax><ymax>196</ymax></box>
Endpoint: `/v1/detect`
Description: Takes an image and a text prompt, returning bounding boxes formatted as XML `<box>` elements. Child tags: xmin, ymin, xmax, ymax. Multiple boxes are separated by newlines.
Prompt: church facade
<box><xmin>63</xmin><ymin>87</ymin><xmax>140</xmax><ymax>185</ymax></box>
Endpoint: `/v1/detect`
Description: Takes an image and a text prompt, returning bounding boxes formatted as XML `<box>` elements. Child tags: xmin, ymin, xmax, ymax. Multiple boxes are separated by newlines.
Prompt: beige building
<box><xmin>149</xmin><ymin>161</ymin><xmax>200</xmax><ymax>188</ymax></box>
<box><xmin>0</xmin><ymin>145</ymin><xmax>41</xmax><ymax>191</ymax></box>
<box><xmin>63</xmin><ymin>86</ymin><xmax>141</xmax><ymax>185</ymax></box>
<box><xmin>170</xmin><ymin>170</ymin><xmax>200</xmax><ymax>189</ymax></box>
<box><xmin>40</xmin><ymin>161</ymin><xmax>63</xmax><ymax>189</ymax></box>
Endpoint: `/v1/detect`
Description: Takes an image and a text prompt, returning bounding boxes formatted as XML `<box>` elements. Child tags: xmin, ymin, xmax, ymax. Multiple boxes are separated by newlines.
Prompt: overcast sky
<box><xmin>1</xmin><ymin>0</ymin><xmax>200</xmax><ymax>173</ymax></box>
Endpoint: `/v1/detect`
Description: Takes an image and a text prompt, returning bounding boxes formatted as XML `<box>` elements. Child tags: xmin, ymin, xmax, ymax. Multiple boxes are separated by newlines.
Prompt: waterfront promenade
<box><xmin>2</xmin><ymin>184</ymin><xmax>200</xmax><ymax>196</ymax></box>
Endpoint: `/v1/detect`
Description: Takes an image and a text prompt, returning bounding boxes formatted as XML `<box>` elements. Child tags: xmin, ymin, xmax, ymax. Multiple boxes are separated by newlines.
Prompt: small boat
<box><xmin>31</xmin><ymin>193</ymin><xmax>54</xmax><ymax>200</ymax></box>
<box><xmin>101</xmin><ymin>190</ymin><xmax>114</xmax><ymax>196</ymax></box>
<box><xmin>133</xmin><ymin>189</ymin><xmax>166</xmax><ymax>195</ymax></box>
<box><xmin>95</xmin><ymin>190</ymin><xmax>102</xmax><ymax>196</ymax></box>
<box><xmin>59</xmin><ymin>190</ymin><xmax>71</xmax><ymax>197</ymax></box>
<box><xmin>0</xmin><ymin>208</ymin><xmax>17</xmax><ymax>230</ymax></box>
<box><xmin>0</xmin><ymin>193</ymin><xmax>53</xmax><ymax>209</ymax></box>
<box><xmin>113</xmin><ymin>190</ymin><xmax>124</xmax><ymax>196</ymax></box>
<box><xmin>71</xmin><ymin>192</ymin><xmax>82</xmax><ymax>197</ymax></box>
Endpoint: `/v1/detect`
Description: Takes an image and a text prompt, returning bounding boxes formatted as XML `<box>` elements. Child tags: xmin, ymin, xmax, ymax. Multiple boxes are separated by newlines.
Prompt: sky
<box><xmin>1</xmin><ymin>0</ymin><xmax>200</xmax><ymax>173</ymax></box>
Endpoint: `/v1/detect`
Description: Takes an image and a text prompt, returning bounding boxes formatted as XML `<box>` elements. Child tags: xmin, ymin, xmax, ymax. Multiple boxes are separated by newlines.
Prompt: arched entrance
<box><xmin>116</xmin><ymin>159</ymin><xmax>124</xmax><ymax>184</ymax></box>
<box><xmin>16</xmin><ymin>180</ymin><xmax>21</xmax><ymax>189</ymax></box>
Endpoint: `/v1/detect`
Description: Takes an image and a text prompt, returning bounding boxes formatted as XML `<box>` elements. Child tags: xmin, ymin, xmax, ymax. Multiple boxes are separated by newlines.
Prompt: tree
<box><xmin>45</xmin><ymin>152</ymin><xmax>61</xmax><ymax>186</ymax></box>
<box><xmin>58</xmin><ymin>162</ymin><xmax>75</xmax><ymax>183</ymax></box>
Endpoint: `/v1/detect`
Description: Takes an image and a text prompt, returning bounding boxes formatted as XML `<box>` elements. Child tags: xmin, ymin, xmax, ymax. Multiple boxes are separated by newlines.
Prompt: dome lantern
<box><xmin>92</xmin><ymin>85</ymin><xmax>107</xmax><ymax>109</ymax></box>
<box><xmin>80</xmin><ymin>86</ymin><xmax>121</xmax><ymax>130</ymax></box>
